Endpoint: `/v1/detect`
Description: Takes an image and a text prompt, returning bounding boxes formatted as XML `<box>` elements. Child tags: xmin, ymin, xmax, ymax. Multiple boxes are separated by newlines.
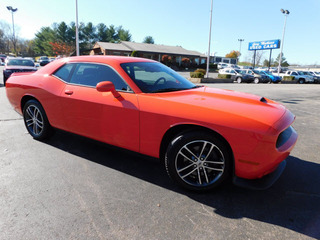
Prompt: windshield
<box><xmin>302</xmin><ymin>71</ymin><xmax>312</xmax><ymax>76</ymax></box>
<box><xmin>7</xmin><ymin>59</ymin><xmax>35</xmax><ymax>67</ymax></box>
<box><xmin>121</xmin><ymin>62</ymin><xmax>197</xmax><ymax>93</ymax></box>
<box><xmin>298</xmin><ymin>71</ymin><xmax>307</xmax><ymax>75</ymax></box>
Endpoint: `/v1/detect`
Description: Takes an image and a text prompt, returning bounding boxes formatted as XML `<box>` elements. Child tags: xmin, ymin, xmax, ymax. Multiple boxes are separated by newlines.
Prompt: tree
<box><xmin>161</xmin><ymin>55</ymin><xmax>172</xmax><ymax>65</ymax></box>
<box><xmin>117</xmin><ymin>26</ymin><xmax>132</xmax><ymax>42</ymax></box>
<box><xmin>274</xmin><ymin>53</ymin><xmax>289</xmax><ymax>67</ymax></box>
<box><xmin>0</xmin><ymin>20</ymin><xmax>14</xmax><ymax>54</ymax></box>
<box><xmin>225</xmin><ymin>50</ymin><xmax>240</xmax><ymax>58</ymax></box>
<box><xmin>49</xmin><ymin>42</ymin><xmax>74</xmax><ymax>56</ymax></box>
<box><xmin>32</xmin><ymin>22</ymin><xmax>132</xmax><ymax>56</ymax></box>
<box><xmin>33</xmin><ymin>26</ymin><xmax>57</xmax><ymax>56</ymax></box>
<box><xmin>96</xmin><ymin>23</ymin><xmax>108</xmax><ymax>42</ymax></box>
<box><xmin>143</xmin><ymin>36</ymin><xmax>154</xmax><ymax>44</ymax></box>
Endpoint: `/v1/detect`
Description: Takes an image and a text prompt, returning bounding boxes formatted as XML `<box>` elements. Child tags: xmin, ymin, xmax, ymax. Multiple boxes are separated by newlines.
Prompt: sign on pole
<box><xmin>248</xmin><ymin>39</ymin><xmax>280</xmax><ymax>51</ymax></box>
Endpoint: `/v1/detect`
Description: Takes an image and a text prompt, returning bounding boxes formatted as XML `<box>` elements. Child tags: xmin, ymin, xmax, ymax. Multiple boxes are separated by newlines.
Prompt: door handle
<box><xmin>65</xmin><ymin>90</ymin><xmax>73</xmax><ymax>95</ymax></box>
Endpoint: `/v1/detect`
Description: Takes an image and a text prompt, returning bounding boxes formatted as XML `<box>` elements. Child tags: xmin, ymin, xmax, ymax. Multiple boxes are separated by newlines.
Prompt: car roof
<box><xmin>66</xmin><ymin>55</ymin><xmax>156</xmax><ymax>64</ymax></box>
<box><xmin>36</xmin><ymin>56</ymin><xmax>157</xmax><ymax>74</ymax></box>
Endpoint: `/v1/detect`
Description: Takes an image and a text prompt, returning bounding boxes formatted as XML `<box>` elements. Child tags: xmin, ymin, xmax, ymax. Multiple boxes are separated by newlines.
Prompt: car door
<box><xmin>58</xmin><ymin>62</ymin><xmax>140</xmax><ymax>152</ymax></box>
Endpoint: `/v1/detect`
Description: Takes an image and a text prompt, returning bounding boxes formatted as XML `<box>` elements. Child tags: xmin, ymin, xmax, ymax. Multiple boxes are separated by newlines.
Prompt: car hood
<box><xmin>143</xmin><ymin>86</ymin><xmax>290</xmax><ymax>133</ymax></box>
<box><xmin>5</xmin><ymin>66</ymin><xmax>37</xmax><ymax>70</ymax></box>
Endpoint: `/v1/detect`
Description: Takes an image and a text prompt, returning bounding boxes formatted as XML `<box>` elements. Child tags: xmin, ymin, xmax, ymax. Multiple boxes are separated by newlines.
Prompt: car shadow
<box><xmin>44</xmin><ymin>130</ymin><xmax>320</xmax><ymax>239</ymax></box>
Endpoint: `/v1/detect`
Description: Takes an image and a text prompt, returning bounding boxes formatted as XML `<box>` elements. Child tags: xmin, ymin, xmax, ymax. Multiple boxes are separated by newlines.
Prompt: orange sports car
<box><xmin>5</xmin><ymin>56</ymin><xmax>298</xmax><ymax>191</ymax></box>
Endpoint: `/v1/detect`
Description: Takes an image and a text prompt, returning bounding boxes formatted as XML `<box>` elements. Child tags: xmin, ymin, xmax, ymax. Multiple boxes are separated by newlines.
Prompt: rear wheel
<box><xmin>23</xmin><ymin>100</ymin><xmax>53</xmax><ymax>140</ymax></box>
<box><xmin>298</xmin><ymin>78</ymin><xmax>305</xmax><ymax>84</ymax></box>
<box><xmin>236</xmin><ymin>77</ymin><xmax>242</xmax><ymax>83</ymax></box>
<box><xmin>165</xmin><ymin>131</ymin><xmax>231</xmax><ymax>191</ymax></box>
<box><xmin>254</xmin><ymin>78</ymin><xmax>260</xmax><ymax>84</ymax></box>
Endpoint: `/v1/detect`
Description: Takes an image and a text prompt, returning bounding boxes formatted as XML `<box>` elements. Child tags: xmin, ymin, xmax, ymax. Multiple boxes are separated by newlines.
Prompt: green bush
<box><xmin>190</xmin><ymin>72</ymin><xmax>204</xmax><ymax>78</ymax></box>
<box><xmin>198</xmin><ymin>63</ymin><xmax>218</xmax><ymax>70</ymax></box>
<box><xmin>209</xmin><ymin>63</ymin><xmax>217</xmax><ymax>70</ymax></box>
<box><xmin>194</xmin><ymin>68</ymin><xmax>206</xmax><ymax>75</ymax></box>
<box><xmin>283</xmin><ymin>76</ymin><xmax>295</xmax><ymax>81</ymax></box>
<box><xmin>218</xmin><ymin>74</ymin><xmax>232</xmax><ymax>79</ymax></box>
<box><xmin>131</xmin><ymin>51</ymin><xmax>138</xmax><ymax>57</ymax></box>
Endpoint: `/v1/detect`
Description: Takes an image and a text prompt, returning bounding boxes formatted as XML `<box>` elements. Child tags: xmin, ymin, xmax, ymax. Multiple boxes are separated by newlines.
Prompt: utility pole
<box><xmin>206</xmin><ymin>0</ymin><xmax>213</xmax><ymax>78</ymax></box>
<box><xmin>277</xmin><ymin>9</ymin><xmax>290</xmax><ymax>75</ymax></box>
<box><xmin>7</xmin><ymin>6</ymin><xmax>18</xmax><ymax>55</ymax></box>
<box><xmin>75</xmin><ymin>0</ymin><xmax>80</xmax><ymax>56</ymax></box>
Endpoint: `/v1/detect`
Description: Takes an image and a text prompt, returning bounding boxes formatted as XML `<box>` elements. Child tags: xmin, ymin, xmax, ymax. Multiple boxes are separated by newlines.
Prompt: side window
<box><xmin>292</xmin><ymin>72</ymin><xmax>297</xmax><ymax>76</ymax></box>
<box><xmin>69</xmin><ymin>63</ymin><xmax>129</xmax><ymax>91</ymax></box>
<box><xmin>53</xmin><ymin>64</ymin><xmax>75</xmax><ymax>82</ymax></box>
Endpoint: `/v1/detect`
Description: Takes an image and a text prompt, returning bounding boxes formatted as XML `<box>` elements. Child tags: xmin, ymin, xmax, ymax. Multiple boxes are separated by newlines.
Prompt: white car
<box><xmin>308</xmin><ymin>71</ymin><xmax>320</xmax><ymax>77</ymax></box>
<box><xmin>217</xmin><ymin>63</ymin><xmax>239</xmax><ymax>69</ymax></box>
<box><xmin>282</xmin><ymin>70</ymin><xmax>314</xmax><ymax>84</ymax></box>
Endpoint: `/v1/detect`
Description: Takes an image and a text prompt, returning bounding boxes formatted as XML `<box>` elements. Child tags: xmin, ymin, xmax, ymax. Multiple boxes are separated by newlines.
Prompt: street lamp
<box><xmin>206</xmin><ymin>0</ymin><xmax>213</xmax><ymax>78</ymax></box>
<box><xmin>75</xmin><ymin>0</ymin><xmax>80</xmax><ymax>56</ymax></box>
<box><xmin>277</xmin><ymin>9</ymin><xmax>290</xmax><ymax>75</ymax></box>
<box><xmin>238</xmin><ymin>39</ymin><xmax>244</xmax><ymax>62</ymax></box>
<box><xmin>6</xmin><ymin>6</ymin><xmax>18</xmax><ymax>55</ymax></box>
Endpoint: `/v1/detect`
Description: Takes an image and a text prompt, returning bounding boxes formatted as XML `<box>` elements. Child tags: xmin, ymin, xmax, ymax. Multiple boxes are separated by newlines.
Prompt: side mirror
<box><xmin>96</xmin><ymin>81</ymin><xmax>120</xmax><ymax>98</ymax></box>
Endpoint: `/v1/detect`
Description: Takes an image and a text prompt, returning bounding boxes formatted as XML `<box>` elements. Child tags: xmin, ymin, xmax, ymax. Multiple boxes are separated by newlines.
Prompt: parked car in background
<box><xmin>308</xmin><ymin>71</ymin><xmax>320</xmax><ymax>77</ymax></box>
<box><xmin>217</xmin><ymin>63</ymin><xmax>239</xmax><ymax>70</ymax></box>
<box><xmin>3</xmin><ymin>57</ymin><xmax>37</xmax><ymax>86</ymax></box>
<box><xmin>308</xmin><ymin>71</ymin><xmax>320</xmax><ymax>83</ymax></box>
<box><xmin>258</xmin><ymin>71</ymin><xmax>282</xmax><ymax>83</ymax></box>
<box><xmin>301</xmin><ymin>71</ymin><xmax>320</xmax><ymax>83</ymax></box>
<box><xmin>39</xmin><ymin>56</ymin><xmax>50</xmax><ymax>66</ymax></box>
<box><xmin>219</xmin><ymin>68</ymin><xmax>254</xmax><ymax>83</ymax></box>
<box><xmin>241</xmin><ymin>69</ymin><xmax>270</xmax><ymax>83</ymax></box>
<box><xmin>281</xmin><ymin>70</ymin><xmax>314</xmax><ymax>84</ymax></box>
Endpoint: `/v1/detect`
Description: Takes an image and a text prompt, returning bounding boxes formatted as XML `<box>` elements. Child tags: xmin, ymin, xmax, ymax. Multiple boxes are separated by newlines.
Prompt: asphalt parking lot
<box><xmin>0</xmin><ymin>70</ymin><xmax>320</xmax><ymax>239</ymax></box>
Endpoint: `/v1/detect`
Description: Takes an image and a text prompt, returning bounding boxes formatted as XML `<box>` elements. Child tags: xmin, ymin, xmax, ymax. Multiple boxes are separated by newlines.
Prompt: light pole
<box><xmin>238</xmin><ymin>39</ymin><xmax>244</xmax><ymax>62</ymax></box>
<box><xmin>277</xmin><ymin>9</ymin><xmax>290</xmax><ymax>76</ymax></box>
<box><xmin>6</xmin><ymin>6</ymin><xmax>18</xmax><ymax>55</ymax></box>
<box><xmin>206</xmin><ymin>0</ymin><xmax>213</xmax><ymax>78</ymax></box>
<box><xmin>75</xmin><ymin>0</ymin><xmax>80</xmax><ymax>56</ymax></box>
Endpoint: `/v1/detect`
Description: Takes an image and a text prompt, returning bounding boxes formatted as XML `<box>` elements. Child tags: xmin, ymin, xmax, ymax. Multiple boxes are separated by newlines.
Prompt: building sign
<box><xmin>248</xmin><ymin>39</ymin><xmax>280</xmax><ymax>51</ymax></box>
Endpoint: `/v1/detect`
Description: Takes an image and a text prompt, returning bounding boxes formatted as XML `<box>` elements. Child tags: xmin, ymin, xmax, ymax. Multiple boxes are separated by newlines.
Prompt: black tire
<box><xmin>23</xmin><ymin>100</ymin><xmax>53</xmax><ymax>140</ymax></box>
<box><xmin>298</xmin><ymin>79</ymin><xmax>305</xmax><ymax>84</ymax></box>
<box><xmin>165</xmin><ymin>131</ymin><xmax>232</xmax><ymax>191</ymax></box>
<box><xmin>3</xmin><ymin>75</ymin><xmax>7</xmax><ymax>86</ymax></box>
<box><xmin>236</xmin><ymin>77</ymin><xmax>242</xmax><ymax>83</ymax></box>
<box><xmin>254</xmin><ymin>78</ymin><xmax>260</xmax><ymax>84</ymax></box>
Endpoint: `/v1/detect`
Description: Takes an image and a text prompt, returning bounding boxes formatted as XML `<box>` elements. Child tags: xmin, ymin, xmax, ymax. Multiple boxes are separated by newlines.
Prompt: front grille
<box><xmin>276</xmin><ymin>126</ymin><xmax>293</xmax><ymax>149</ymax></box>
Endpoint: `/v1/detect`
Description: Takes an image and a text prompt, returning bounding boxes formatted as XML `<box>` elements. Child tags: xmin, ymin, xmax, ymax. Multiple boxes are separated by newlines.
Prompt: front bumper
<box><xmin>233</xmin><ymin>160</ymin><xmax>286</xmax><ymax>190</ymax></box>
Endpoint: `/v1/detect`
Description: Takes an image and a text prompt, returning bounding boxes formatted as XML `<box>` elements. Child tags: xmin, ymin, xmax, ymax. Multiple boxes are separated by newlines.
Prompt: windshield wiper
<box><xmin>151</xmin><ymin>88</ymin><xmax>187</xmax><ymax>93</ymax></box>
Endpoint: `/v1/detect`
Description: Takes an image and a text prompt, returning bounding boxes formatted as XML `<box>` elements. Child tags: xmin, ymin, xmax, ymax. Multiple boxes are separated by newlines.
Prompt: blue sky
<box><xmin>0</xmin><ymin>0</ymin><xmax>319</xmax><ymax>65</ymax></box>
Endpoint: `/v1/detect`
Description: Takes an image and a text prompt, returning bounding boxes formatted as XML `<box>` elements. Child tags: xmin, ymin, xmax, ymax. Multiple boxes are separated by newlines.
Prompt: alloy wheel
<box><xmin>175</xmin><ymin>140</ymin><xmax>225</xmax><ymax>187</ymax></box>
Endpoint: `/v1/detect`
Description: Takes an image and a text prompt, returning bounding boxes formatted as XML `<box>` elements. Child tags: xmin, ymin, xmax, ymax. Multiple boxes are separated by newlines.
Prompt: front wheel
<box><xmin>236</xmin><ymin>77</ymin><xmax>242</xmax><ymax>83</ymax></box>
<box><xmin>165</xmin><ymin>131</ymin><xmax>232</xmax><ymax>191</ymax></box>
<box><xmin>254</xmin><ymin>78</ymin><xmax>260</xmax><ymax>84</ymax></box>
<box><xmin>298</xmin><ymin>79</ymin><xmax>305</xmax><ymax>84</ymax></box>
<box><xmin>23</xmin><ymin>100</ymin><xmax>53</xmax><ymax>140</ymax></box>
